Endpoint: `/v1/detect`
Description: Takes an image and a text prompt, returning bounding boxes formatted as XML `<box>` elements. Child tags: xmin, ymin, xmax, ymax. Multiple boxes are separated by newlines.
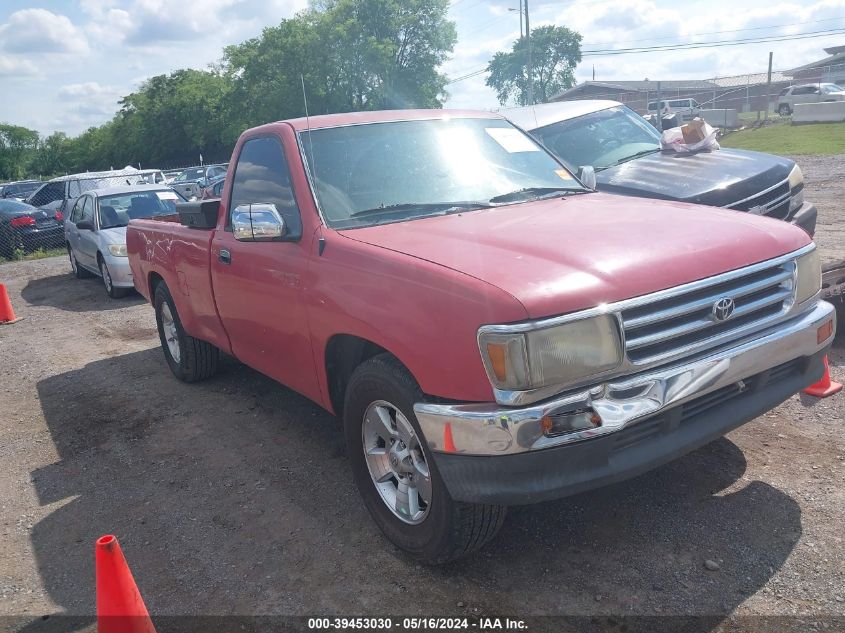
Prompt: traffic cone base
<box><xmin>803</xmin><ymin>356</ymin><xmax>843</xmax><ymax>398</ymax></box>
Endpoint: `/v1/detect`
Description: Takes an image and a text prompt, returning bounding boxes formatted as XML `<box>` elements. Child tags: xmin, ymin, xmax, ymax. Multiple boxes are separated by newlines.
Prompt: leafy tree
<box><xmin>486</xmin><ymin>25</ymin><xmax>582</xmax><ymax>106</ymax></box>
<box><xmin>0</xmin><ymin>124</ymin><xmax>39</xmax><ymax>180</ymax></box>
<box><xmin>32</xmin><ymin>132</ymin><xmax>72</xmax><ymax>178</ymax></box>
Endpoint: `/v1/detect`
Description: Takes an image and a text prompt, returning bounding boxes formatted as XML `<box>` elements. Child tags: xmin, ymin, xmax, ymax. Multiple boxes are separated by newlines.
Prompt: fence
<box><xmin>551</xmin><ymin>64</ymin><xmax>845</xmax><ymax>120</ymax></box>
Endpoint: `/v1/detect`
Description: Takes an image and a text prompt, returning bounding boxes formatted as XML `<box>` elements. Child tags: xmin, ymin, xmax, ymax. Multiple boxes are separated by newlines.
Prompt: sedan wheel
<box><xmin>362</xmin><ymin>400</ymin><xmax>432</xmax><ymax>524</ymax></box>
<box><xmin>778</xmin><ymin>104</ymin><xmax>791</xmax><ymax>116</ymax></box>
<box><xmin>99</xmin><ymin>258</ymin><xmax>128</xmax><ymax>298</ymax></box>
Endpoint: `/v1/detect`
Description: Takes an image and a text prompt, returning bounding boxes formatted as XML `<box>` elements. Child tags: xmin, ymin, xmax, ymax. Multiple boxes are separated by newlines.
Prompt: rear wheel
<box><xmin>99</xmin><ymin>257</ymin><xmax>128</xmax><ymax>298</ymax></box>
<box><xmin>343</xmin><ymin>354</ymin><xmax>506</xmax><ymax>564</ymax></box>
<box><xmin>778</xmin><ymin>104</ymin><xmax>792</xmax><ymax>116</ymax></box>
<box><xmin>69</xmin><ymin>247</ymin><xmax>93</xmax><ymax>278</ymax></box>
<box><xmin>154</xmin><ymin>282</ymin><xmax>219</xmax><ymax>382</ymax></box>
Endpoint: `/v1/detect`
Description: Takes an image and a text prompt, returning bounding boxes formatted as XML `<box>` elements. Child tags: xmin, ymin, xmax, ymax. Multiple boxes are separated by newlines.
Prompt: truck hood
<box><xmin>596</xmin><ymin>148</ymin><xmax>794</xmax><ymax>207</ymax></box>
<box><xmin>340</xmin><ymin>192</ymin><xmax>811</xmax><ymax>320</ymax></box>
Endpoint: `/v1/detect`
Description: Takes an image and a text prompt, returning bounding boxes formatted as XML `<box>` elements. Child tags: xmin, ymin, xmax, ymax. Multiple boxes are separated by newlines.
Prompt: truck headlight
<box><xmin>479</xmin><ymin>314</ymin><xmax>623</xmax><ymax>392</ymax></box>
<box><xmin>795</xmin><ymin>247</ymin><xmax>821</xmax><ymax>305</ymax></box>
<box><xmin>788</xmin><ymin>164</ymin><xmax>804</xmax><ymax>213</ymax></box>
<box><xmin>108</xmin><ymin>244</ymin><xmax>128</xmax><ymax>257</ymax></box>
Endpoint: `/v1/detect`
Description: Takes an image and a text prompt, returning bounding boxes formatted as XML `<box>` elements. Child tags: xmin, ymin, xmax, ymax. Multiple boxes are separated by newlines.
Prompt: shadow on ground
<box><xmin>21</xmin><ymin>273</ymin><xmax>144</xmax><ymax>313</ymax></box>
<box><xmin>20</xmin><ymin>348</ymin><xmax>802</xmax><ymax>632</ymax></box>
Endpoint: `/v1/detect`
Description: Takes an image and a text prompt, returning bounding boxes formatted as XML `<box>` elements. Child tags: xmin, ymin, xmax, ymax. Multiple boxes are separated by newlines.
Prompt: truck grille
<box><xmin>621</xmin><ymin>260</ymin><xmax>795</xmax><ymax>365</ymax></box>
<box><xmin>725</xmin><ymin>178</ymin><xmax>793</xmax><ymax>220</ymax></box>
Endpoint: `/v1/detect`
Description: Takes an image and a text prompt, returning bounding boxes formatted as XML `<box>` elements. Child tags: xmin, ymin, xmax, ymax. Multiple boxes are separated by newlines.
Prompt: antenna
<box><xmin>300</xmin><ymin>74</ymin><xmax>317</xmax><ymax>177</ymax></box>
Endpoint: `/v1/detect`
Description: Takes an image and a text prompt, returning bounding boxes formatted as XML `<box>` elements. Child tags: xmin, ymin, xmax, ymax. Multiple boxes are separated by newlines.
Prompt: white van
<box><xmin>646</xmin><ymin>98</ymin><xmax>701</xmax><ymax>120</ymax></box>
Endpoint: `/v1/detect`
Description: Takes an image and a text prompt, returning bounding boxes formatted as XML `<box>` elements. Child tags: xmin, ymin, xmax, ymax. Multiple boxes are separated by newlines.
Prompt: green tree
<box><xmin>486</xmin><ymin>25</ymin><xmax>582</xmax><ymax>106</ymax></box>
<box><xmin>32</xmin><ymin>132</ymin><xmax>72</xmax><ymax>178</ymax></box>
<box><xmin>223</xmin><ymin>0</ymin><xmax>456</xmax><ymax>126</ymax></box>
<box><xmin>0</xmin><ymin>124</ymin><xmax>39</xmax><ymax>180</ymax></box>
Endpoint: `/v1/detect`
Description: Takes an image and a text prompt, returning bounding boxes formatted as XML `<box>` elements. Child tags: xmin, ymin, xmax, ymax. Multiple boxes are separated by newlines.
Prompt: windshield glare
<box><xmin>300</xmin><ymin>117</ymin><xmax>583</xmax><ymax>229</ymax></box>
<box><xmin>98</xmin><ymin>190</ymin><xmax>183</xmax><ymax>229</ymax></box>
<box><xmin>531</xmin><ymin>105</ymin><xmax>661</xmax><ymax>171</ymax></box>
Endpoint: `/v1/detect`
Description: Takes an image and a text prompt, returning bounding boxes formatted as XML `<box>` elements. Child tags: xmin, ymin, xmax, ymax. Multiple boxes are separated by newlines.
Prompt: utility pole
<box><xmin>525</xmin><ymin>0</ymin><xmax>533</xmax><ymax>105</ymax></box>
<box><xmin>519</xmin><ymin>0</ymin><xmax>523</xmax><ymax>39</ymax></box>
<box><xmin>656</xmin><ymin>80</ymin><xmax>663</xmax><ymax>130</ymax></box>
<box><xmin>764</xmin><ymin>51</ymin><xmax>773</xmax><ymax>121</ymax></box>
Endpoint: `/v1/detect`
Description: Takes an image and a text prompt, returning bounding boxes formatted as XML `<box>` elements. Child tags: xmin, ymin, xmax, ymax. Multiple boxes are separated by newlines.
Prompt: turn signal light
<box><xmin>817</xmin><ymin>320</ymin><xmax>833</xmax><ymax>344</ymax></box>
<box><xmin>540</xmin><ymin>408</ymin><xmax>602</xmax><ymax>437</ymax></box>
<box><xmin>486</xmin><ymin>342</ymin><xmax>508</xmax><ymax>382</ymax></box>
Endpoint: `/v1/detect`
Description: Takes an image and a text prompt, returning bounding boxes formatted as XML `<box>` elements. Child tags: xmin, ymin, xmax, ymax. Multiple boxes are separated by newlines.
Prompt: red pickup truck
<box><xmin>127</xmin><ymin>109</ymin><xmax>835</xmax><ymax>563</ymax></box>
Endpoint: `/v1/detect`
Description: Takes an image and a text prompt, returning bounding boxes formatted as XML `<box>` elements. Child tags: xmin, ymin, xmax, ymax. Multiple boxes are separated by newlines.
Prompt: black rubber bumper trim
<box><xmin>790</xmin><ymin>201</ymin><xmax>817</xmax><ymax>237</ymax></box>
<box><xmin>432</xmin><ymin>350</ymin><xmax>827</xmax><ymax>505</ymax></box>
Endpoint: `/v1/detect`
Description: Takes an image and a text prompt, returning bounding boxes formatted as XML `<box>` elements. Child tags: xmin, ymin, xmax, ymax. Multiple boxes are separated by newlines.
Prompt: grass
<box><xmin>720</xmin><ymin>121</ymin><xmax>845</xmax><ymax>155</ymax></box>
<box><xmin>1</xmin><ymin>247</ymin><xmax>65</xmax><ymax>263</ymax></box>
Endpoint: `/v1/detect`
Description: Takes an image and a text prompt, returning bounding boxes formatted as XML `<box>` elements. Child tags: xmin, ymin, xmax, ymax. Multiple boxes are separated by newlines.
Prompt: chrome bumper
<box><xmin>415</xmin><ymin>301</ymin><xmax>836</xmax><ymax>456</ymax></box>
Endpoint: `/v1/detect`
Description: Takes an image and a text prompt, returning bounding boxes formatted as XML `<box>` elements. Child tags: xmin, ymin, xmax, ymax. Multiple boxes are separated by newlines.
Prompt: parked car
<box><xmin>777</xmin><ymin>83</ymin><xmax>845</xmax><ymax>115</ymax></box>
<box><xmin>647</xmin><ymin>97</ymin><xmax>701</xmax><ymax>120</ymax></box>
<box><xmin>200</xmin><ymin>175</ymin><xmax>226</xmax><ymax>200</ymax></box>
<box><xmin>0</xmin><ymin>198</ymin><xmax>64</xmax><ymax>259</ymax></box>
<box><xmin>127</xmin><ymin>109</ymin><xmax>833</xmax><ymax>563</ymax></box>
<box><xmin>0</xmin><ymin>179</ymin><xmax>42</xmax><ymax>201</ymax></box>
<box><xmin>26</xmin><ymin>168</ymin><xmax>167</xmax><ymax>219</ymax></box>
<box><xmin>65</xmin><ymin>184</ymin><xmax>185</xmax><ymax>297</ymax></box>
<box><xmin>506</xmin><ymin>100</ymin><xmax>817</xmax><ymax>236</ymax></box>
<box><xmin>170</xmin><ymin>165</ymin><xmax>227</xmax><ymax>199</ymax></box>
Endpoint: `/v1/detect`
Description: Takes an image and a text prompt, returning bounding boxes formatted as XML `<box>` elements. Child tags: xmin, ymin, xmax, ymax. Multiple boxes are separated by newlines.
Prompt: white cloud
<box><xmin>0</xmin><ymin>56</ymin><xmax>39</xmax><ymax>78</ymax></box>
<box><xmin>0</xmin><ymin>9</ymin><xmax>89</xmax><ymax>55</ymax></box>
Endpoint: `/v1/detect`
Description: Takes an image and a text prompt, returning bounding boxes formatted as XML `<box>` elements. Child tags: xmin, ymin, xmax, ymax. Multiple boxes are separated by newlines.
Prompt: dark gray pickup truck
<box><xmin>506</xmin><ymin>100</ymin><xmax>817</xmax><ymax>237</ymax></box>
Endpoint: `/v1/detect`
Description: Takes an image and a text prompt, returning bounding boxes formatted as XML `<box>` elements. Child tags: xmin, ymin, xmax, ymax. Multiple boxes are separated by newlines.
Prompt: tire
<box><xmin>69</xmin><ymin>247</ymin><xmax>93</xmax><ymax>278</ymax></box>
<box><xmin>99</xmin><ymin>257</ymin><xmax>129</xmax><ymax>298</ymax></box>
<box><xmin>154</xmin><ymin>282</ymin><xmax>219</xmax><ymax>382</ymax></box>
<box><xmin>778</xmin><ymin>104</ymin><xmax>792</xmax><ymax>116</ymax></box>
<box><xmin>343</xmin><ymin>353</ymin><xmax>506</xmax><ymax>564</ymax></box>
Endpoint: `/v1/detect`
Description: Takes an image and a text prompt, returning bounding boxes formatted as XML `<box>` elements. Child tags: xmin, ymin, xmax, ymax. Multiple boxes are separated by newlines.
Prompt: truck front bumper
<box><xmin>790</xmin><ymin>201</ymin><xmax>817</xmax><ymax>237</ymax></box>
<box><xmin>414</xmin><ymin>301</ymin><xmax>836</xmax><ymax>505</ymax></box>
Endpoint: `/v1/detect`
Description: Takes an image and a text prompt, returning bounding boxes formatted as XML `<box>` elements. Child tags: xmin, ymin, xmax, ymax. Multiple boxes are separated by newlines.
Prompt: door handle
<box><xmin>219</xmin><ymin>249</ymin><xmax>231</xmax><ymax>265</ymax></box>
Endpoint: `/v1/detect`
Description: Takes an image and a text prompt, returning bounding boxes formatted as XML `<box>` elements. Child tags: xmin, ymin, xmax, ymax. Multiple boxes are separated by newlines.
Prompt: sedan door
<box><xmin>75</xmin><ymin>196</ymin><xmax>99</xmax><ymax>269</ymax></box>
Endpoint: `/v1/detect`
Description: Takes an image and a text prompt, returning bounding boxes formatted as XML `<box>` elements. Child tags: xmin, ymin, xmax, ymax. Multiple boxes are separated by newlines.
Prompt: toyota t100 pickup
<box><xmin>127</xmin><ymin>110</ymin><xmax>835</xmax><ymax>563</ymax></box>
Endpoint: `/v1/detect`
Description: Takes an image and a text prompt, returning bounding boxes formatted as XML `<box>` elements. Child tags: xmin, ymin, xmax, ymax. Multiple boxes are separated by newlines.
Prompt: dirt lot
<box><xmin>1</xmin><ymin>157</ymin><xmax>844</xmax><ymax>632</ymax></box>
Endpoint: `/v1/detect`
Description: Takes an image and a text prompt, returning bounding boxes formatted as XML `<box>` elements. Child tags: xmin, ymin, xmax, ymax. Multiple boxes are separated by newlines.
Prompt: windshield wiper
<box><xmin>487</xmin><ymin>186</ymin><xmax>583</xmax><ymax>204</ymax></box>
<box><xmin>601</xmin><ymin>148</ymin><xmax>661</xmax><ymax>169</ymax></box>
<box><xmin>349</xmin><ymin>201</ymin><xmax>493</xmax><ymax>219</ymax></box>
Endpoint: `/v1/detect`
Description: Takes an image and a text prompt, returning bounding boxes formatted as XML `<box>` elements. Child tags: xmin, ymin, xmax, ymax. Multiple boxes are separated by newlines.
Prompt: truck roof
<box><xmin>275</xmin><ymin>109</ymin><xmax>503</xmax><ymax>132</ymax></box>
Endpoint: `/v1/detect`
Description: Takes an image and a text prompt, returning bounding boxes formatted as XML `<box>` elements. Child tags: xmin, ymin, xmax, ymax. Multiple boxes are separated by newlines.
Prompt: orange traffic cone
<box><xmin>803</xmin><ymin>356</ymin><xmax>843</xmax><ymax>398</ymax></box>
<box><xmin>96</xmin><ymin>535</ymin><xmax>157</xmax><ymax>633</ymax></box>
<box><xmin>0</xmin><ymin>283</ymin><xmax>21</xmax><ymax>324</ymax></box>
<box><xmin>443</xmin><ymin>423</ymin><xmax>457</xmax><ymax>453</ymax></box>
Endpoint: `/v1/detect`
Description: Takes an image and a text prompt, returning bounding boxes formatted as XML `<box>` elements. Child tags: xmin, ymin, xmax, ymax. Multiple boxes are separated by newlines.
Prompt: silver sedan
<box><xmin>64</xmin><ymin>184</ymin><xmax>184</xmax><ymax>297</ymax></box>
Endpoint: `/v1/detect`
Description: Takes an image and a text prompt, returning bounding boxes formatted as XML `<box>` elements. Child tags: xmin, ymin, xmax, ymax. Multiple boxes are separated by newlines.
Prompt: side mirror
<box><xmin>577</xmin><ymin>165</ymin><xmax>597</xmax><ymax>190</ymax></box>
<box><xmin>232</xmin><ymin>203</ymin><xmax>286</xmax><ymax>242</ymax></box>
<box><xmin>77</xmin><ymin>220</ymin><xmax>95</xmax><ymax>231</ymax></box>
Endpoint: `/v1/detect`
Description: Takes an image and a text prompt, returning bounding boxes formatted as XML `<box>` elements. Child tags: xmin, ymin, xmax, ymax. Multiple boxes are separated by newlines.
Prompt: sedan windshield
<box><xmin>530</xmin><ymin>105</ymin><xmax>661</xmax><ymax>171</ymax></box>
<box><xmin>300</xmin><ymin>117</ymin><xmax>585</xmax><ymax>229</ymax></box>
<box><xmin>98</xmin><ymin>189</ymin><xmax>184</xmax><ymax>229</ymax></box>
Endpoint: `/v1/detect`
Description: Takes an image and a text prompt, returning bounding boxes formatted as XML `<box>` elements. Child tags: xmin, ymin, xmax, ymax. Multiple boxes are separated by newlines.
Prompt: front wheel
<box><xmin>99</xmin><ymin>257</ymin><xmax>128</xmax><ymax>298</ymax></box>
<box><xmin>154</xmin><ymin>282</ymin><xmax>219</xmax><ymax>382</ymax></box>
<box><xmin>778</xmin><ymin>104</ymin><xmax>792</xmax><ymax>116</ymax></box>
<box><xmin>343</xmin><ymin>354</ymin><xmax>506</xmax><ymax>564</ymax></box>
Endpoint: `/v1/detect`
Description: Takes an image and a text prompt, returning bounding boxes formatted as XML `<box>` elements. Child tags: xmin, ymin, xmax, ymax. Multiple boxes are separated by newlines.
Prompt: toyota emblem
<box><xmin>712</xmin><ymin>297</ymin><xmax>735</xmax><ymax>321</ymax></box>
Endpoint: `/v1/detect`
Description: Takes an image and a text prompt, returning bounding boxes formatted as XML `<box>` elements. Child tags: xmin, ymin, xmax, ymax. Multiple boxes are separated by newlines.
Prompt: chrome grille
<box><xmin>726</xmin><ymin>178</ymin><xmax>792</xmax><ymax>220</ymax></box>
<box><xmin>622</xmin><ymin>260</ymin><xmax>795</xmax><ymax>365</ymax></box>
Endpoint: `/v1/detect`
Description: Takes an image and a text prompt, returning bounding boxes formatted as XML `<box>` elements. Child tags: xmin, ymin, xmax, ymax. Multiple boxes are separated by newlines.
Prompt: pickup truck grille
<box><xmin>725</xmin><ymin>178</ymin><xmax>793</xmax><ymax>220</ymax></box>
<box><xmin>621</xmin><ymin>260</ymin><xmax>795</xmax><ymax>365</ymax></box>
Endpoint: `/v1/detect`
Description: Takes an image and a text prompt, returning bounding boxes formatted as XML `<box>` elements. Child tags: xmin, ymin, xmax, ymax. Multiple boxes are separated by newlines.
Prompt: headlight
<box><xmin>479</xmin><ymin>314</ymin><xmax>623</xmax><ymax>392</ymax></box>
<box><xmin>788</xmin><ymin>164</ymin><xmax>804</xmax><ymax>213</ymax></box>
<box><xmin>108</xmin><ymin>244</ymin><xmax>128</xmax><ymax>257</ymax></box>
<box><xmin>795</xmin><ymin>247</ymin><xmax>821</xmax><ymax>305</ymax></box>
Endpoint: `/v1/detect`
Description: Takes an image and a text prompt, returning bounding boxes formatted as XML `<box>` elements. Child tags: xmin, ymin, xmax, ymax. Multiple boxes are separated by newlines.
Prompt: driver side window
<box><xmin>70</xmin><ymin>197</ymin><xmax>85</xmax><ymax>223</ymax></box>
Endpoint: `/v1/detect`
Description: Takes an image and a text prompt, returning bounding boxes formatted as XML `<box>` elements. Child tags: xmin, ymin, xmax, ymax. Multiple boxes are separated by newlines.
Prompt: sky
<box><xmin>0</xmin><ymin>0</ymin><xmax>843</xmax><ymax>136</ymax></box>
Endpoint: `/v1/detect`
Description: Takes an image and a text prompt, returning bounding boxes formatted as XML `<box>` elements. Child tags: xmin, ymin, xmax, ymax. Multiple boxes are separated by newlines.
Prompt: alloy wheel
<box><xmin>160</xmin><ymin>302</ymin><xmax>181</xmax><ymax>363</ymax></box>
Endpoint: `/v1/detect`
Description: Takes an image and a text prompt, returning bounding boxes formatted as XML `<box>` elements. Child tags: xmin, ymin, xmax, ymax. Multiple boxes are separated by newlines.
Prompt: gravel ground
<box><xmin>1</xmin><ymin>158</ymin><xmax>844</xmax><ymax>632</ymax></box>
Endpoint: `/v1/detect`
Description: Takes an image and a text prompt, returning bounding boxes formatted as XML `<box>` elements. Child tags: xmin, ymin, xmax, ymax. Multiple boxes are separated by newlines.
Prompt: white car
<box><xmin>777</xmin><ymin>83</ymin><xmax>845</xmax><ymax>116</ymax></box>
<box><xmin>64</xmin><ymin>184</ymin><xmax>185</xmax><ymax>298</ymax></box>
<box><xmin>646</xmin><ymin>97</ymin><xmax>701</xmax><ymax>120</ymax></box>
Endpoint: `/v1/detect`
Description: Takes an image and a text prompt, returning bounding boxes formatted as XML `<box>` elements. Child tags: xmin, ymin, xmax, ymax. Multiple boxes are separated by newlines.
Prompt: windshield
<box><xmin>176</xmin><ymin>168</ymin><xmax>205</xmax><ymax>182</ymax></box>
<box><xmin>300</xmin><ymin>117</ymin><xmax>583</xmax><ymax>229</ymax></box>
<box><xmin>97</xmin><ymin>189</ymin><xmax>184</xmax><ymax>229</ymax></box>
<box><xmin>530</xmin><ymin>105</ymin><xmax>661</xmax><ymax>171</ymax></box>
<box><xmin>822</xmin><ymin>83</ymin><xmax>844</xmax><ymax>94</ymax></box>
<box><xmin>4</xmin><ymin>182</ymin><xmax>40</xmax><ymax>196</ymax></box>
